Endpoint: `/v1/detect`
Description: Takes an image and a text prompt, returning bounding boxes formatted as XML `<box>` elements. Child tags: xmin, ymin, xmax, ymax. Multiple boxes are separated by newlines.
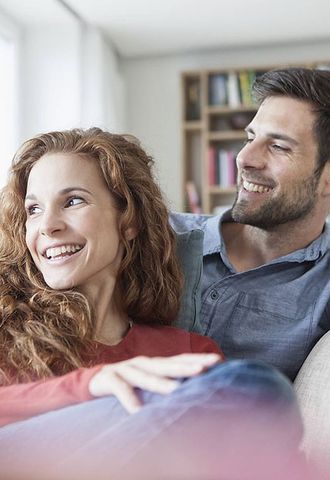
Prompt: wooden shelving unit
<box><xmin>181</xmin><ymin>67</ymin><xmax>264</xmax><ymax>214</ymax></box>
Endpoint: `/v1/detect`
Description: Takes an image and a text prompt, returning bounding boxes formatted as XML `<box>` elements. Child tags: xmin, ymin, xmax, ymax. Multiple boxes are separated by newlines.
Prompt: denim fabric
<box><xmin>0</xmin><ymin>361</ymin><xmax>307</xmax><ymax>480</ymax></box>
<box><xmin>170</xmin><ymin>211</ymin><xmax>330</xmax><ymax>381</ymax></box>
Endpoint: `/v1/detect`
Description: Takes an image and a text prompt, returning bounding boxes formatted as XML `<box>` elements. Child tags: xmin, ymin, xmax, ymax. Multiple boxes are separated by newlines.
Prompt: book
<box><xmin>208</xmin><ymin>146</ymin><xmax>217</xmax><ymax>185</ymax></box>
<box><xmin>227</xmin><ymin>73</ymin><xmax>241</xmax><ymax>107</ymax></box>
<box><xmin>208</xmin><ymin>74</ymin><xmax>228</xmax><ymax>106</ymax></box>
<box><xmin>218</xmin><ymin>149</ymin><xmax>237</xmax><ymax>187</ymax></box>
<box><xmin>239</xmin><ymin>71</ymin><xmax>254</xmax><ymax>106</ymax></box>
<box><xmin>218</xmin><ymin>149</ymin><xmax>229</xmax><ymax>186</ymax></box>
<box><xmin>227</xmin><ymin>150</ymin><xmax>237</xmax><ymax>185</ymax></box>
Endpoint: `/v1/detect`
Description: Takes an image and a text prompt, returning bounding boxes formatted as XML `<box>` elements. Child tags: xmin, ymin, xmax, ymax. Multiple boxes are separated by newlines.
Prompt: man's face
<box><xmin>232</xmin><ymin>95</ymin><xmax>321</xmax><ymax>229</ymax></box>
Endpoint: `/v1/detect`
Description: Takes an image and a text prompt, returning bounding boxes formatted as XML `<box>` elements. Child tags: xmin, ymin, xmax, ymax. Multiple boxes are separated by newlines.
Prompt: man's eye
<box><xmin>65</xmin><ymin>197</ymin><xmax>85</xmax><ymax>207</ymax></box>
<box><xmin>243</xmin><ymin>138</ymin><xmax>254</xmax><ymax>145</ymax></box>
<box><xmin>26</xmin><ymin>205</ymin><xmax>41</xmax><ymax>216</ymax></box>
<box><xmin>272</xmin><ymin>144</ymin><xmax>289</xmax><ymax>152</ymax></box>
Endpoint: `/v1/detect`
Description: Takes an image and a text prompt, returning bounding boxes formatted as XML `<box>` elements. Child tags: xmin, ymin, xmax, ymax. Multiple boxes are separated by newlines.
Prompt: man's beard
<box><xmin>231</xmin><ymin>173</ymin><xmax>320</xmax><ymax>230</ymax></box>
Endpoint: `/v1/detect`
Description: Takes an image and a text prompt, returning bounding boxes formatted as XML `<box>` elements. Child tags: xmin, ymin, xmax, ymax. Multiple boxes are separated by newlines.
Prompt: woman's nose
<box><xmin>39</xmin><ymin>210</ymin><xmax>65</xmax><ymax>237</ymax></box>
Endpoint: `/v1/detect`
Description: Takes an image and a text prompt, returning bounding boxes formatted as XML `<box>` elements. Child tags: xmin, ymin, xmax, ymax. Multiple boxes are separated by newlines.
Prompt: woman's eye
<box><xmin>26</xmin><ymin>205</ymin><xmax>41</xmax><ymax>216</ymax></box>
<box><xmin>66</xmin><ymin>197</ymin><xmax>85</xmax><ymax>207</ymax></box>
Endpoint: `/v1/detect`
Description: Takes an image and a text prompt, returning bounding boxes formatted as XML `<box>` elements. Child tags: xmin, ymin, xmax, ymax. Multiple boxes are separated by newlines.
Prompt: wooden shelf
<box><xmin>207</xmin><ymin>131</ymin><xmax>246</xmax><ymax>141</ymax></box>
<box><xmin>208</xmin><ymin>186</ymin><xmax>236</xmax><ymax>194</ymax></box>
<box><xmin>183</xmin><ymin>120</ymin><xmax>203</xmax><ymax>131</ymax></box>
<box><xmin>206</xmin><ymin>105</ymin><xmax>258</xmax><ymax>115</ymax></box>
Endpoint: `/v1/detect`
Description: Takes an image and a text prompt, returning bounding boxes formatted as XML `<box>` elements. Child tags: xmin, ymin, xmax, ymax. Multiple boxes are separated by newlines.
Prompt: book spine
<box><xmin>209</xmin><ymin>74</ymin><xmax>228</xmax><ymax>105</ymax></box>
<box><xmin>208</xmin><ymin>146</ymin><xmax>217</xmax><ymax>185</ymax></box>
<box><xmin>227</xmin><ymin>73</ymin><xmax>241</xmax><ymax>108</ymax></box>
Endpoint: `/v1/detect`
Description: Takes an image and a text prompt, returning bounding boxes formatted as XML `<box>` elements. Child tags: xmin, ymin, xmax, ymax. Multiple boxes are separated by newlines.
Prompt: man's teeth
<box><xmin>46</xmin><ymin>245</ymin><xmax>82</xmax><ymax>259</ymax></box>
<box><xmin>243</xmin><ymin>180</ymin><xmax>271</xmax><ymax>193</ymax></box>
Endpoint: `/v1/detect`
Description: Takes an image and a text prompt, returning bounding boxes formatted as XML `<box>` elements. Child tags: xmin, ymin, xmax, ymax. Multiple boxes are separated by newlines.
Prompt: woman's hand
<box><xmin>88</xmin><ymin>353</ymin><xmax>221</xmax><ymax>414</ymax></box>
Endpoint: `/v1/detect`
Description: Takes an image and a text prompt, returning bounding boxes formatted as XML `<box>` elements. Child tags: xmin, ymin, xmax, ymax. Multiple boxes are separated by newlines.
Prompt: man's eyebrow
<box><xmin>25</xmin><ymin>187</ymin><xmax>92</xmax><ymax>201</ymax></box>
<box><xmin>244</xmin><ymin>126</ymin><xmax>299</xmax><ymax>146</ymax></box>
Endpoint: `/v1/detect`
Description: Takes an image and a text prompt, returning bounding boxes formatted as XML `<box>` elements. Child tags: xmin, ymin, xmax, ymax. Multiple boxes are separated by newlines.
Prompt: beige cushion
<box><xmin>294</xmin><ymin>331</ymin><xmax>330</xmax><ymax>479</ymax></box>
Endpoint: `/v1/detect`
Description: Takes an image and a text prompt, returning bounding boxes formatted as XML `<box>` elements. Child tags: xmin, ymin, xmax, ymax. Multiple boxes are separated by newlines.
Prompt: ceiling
<box><xmin>1</xmin><ymin>0</ymin><xmax>330</xmax><ymax>57</ymax></box>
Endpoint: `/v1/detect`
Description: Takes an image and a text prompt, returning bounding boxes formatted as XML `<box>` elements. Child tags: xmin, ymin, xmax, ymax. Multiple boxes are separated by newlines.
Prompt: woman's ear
<box><xmin>125</xmin><ymin>226</ymin><xmax>138</xmax><ymax>241</ymax></box>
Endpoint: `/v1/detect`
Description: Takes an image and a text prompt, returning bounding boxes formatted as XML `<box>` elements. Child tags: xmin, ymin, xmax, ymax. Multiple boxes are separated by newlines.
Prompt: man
<box><xmin>172</xmin><ymin>67</ymin><xmax>330</xmax><ymax>381</ymax></box>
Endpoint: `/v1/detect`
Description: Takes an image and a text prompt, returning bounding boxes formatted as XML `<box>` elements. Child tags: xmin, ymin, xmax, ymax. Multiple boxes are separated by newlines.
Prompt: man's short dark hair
<box><xmin>253</xmin><ymin>67</ymin><xmax>330</xmax><ymax>170</ymax></box>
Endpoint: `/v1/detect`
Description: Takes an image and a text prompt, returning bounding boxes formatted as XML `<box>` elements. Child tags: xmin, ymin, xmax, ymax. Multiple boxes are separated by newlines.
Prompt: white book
<box><xmin>227</xmin><ymin>73</ymin><xmax>241</xmax><ymax>107</ymax></box>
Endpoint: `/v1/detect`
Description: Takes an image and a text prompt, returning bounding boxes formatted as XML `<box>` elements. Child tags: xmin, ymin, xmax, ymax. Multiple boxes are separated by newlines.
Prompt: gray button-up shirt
<box><xmin>171</xmin><ymin>211</ymin><xmax>330</xmax><ymax>380</ymax></box>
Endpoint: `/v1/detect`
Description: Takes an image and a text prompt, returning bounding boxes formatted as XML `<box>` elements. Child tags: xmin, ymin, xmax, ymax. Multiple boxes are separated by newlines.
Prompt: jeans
<box><xmin>0</xmin><ymin>361</ymin><xmax>309</xmax><ymax>480</ymax></box>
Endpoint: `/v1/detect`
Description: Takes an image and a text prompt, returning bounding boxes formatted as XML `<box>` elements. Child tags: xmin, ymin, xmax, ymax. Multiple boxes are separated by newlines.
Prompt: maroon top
<box><xmin>0</xmin><ymin>324</ymin><xmax>223</xmax><ymax>427</ymax></box>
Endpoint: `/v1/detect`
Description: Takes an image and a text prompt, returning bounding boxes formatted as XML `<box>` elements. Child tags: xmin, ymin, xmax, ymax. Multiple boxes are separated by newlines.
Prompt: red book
<box><xmin>208</xmin><ymin>146</ymin><xmax>217</xmax><ymax>185</ymax></box>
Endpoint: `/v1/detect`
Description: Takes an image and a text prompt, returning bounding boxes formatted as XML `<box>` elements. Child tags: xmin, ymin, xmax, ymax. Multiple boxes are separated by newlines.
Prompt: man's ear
<box><xmin>321</xmin><ymin>163</ymin><xmax>330</xmax><ymax>196</ymax></box>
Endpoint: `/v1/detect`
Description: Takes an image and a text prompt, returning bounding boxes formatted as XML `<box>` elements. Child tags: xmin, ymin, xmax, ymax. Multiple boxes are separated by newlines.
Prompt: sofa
<box><xmin>294</xmin><ymin>332</ymin><xmax>330</xmax><ymax>479</ymax></box>
<box><xmin>175</xmin><ymin>229</ymin><xmax>329</xmax><ymax>479</ymax></box>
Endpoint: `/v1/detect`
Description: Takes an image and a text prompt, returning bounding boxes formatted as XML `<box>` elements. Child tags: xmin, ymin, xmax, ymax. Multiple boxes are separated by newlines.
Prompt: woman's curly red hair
<box><xmin>0</xmin><ymin>128</ymin><xmax>183</xmax><ymax>384</ymax></box>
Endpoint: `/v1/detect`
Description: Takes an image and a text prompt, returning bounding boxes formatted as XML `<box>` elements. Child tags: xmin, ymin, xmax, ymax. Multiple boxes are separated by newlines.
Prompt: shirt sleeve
<box><xmin>0</xmin><ymin>365</ymin><xmax>103</xmax><ymax>427</ymax></box>
<box><xmin>189</xmin><ymin>332</ymin><xmax>225</xmax><ymax>360</ymax></box>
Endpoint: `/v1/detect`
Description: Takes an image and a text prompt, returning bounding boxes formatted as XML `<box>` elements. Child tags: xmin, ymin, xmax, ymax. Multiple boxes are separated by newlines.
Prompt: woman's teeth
<box><xmin>45</xmin><ymin>244</ymin><xmax>83</xmax><ymax>259</ymax></box>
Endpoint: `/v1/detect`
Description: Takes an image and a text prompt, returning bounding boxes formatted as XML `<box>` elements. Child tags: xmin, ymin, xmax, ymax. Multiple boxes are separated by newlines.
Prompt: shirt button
<box><xmin>210</xmin><ymin>290</ymin><xmax>219</xmax><ymax>300</ymax></box>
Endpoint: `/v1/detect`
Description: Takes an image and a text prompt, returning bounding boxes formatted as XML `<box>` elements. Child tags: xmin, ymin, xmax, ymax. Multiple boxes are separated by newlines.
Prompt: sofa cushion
<box><xmin>294</xmin><ymin>331</ymin><xmax>330</xmax><ymax>479</ymax></box>
<box><xmin>174</xmin><ymin>229</ymin><xmax>204</xmax><ymax>334</ymax></box>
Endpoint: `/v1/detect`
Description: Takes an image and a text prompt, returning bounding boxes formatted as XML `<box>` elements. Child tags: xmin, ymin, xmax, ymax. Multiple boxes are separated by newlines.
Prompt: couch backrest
<box><xmin>173</xmin><ymin>229</ymin><xmax>204</xmax><ymax>334</ymax></box>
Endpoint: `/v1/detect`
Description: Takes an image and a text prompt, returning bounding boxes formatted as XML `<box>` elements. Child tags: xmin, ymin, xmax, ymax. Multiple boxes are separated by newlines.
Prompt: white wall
<box><xmin>0</xmin><ymin>13</ymin><xmax>126</xmax><ymax>188</ymax></box>
<box><xmin>0</xmin><ymin>8</ymin><xmax>20</xmax><ymax>188</ymax></box>
<box><xmin>80</xmin><ymin>27</ymin><xmax>126</xmax><ymax>132</ymax></box>
<box><xmin>20</xmin><ymin>22</ymin><xmax>82</xmax><ymax>141</ymax></box>
<box><xmin>20</xmin><ymin>23</ymin><xmax>126</xmax><ymax>143</ymax></box>
<box><xmin>122</xmin><ymin>40</ymin><xmax>330</xmax><ymax>210</ymax></box>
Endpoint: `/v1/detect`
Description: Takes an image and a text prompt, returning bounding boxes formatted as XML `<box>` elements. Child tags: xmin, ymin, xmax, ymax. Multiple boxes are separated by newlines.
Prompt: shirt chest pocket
<box><xmin>221</xmin><ymin>291</ymin><xmax>314</xmax><ymax>375</ymax></box>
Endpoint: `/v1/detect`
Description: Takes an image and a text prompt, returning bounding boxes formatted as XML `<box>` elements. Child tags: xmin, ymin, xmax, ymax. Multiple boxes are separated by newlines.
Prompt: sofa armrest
<box><xmin>294</xmin><ymin>331</ymin><xmax>330</xmax><ymax>479</ymax></box>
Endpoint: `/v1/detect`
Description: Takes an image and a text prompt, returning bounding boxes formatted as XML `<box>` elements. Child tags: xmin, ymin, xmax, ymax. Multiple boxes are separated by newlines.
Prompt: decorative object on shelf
<box><xmin>185</xmin><ymin>78</ymin><xmax>201</xmax><ymax>121</ymax></box>
<box><xmin>185</xmin><ymin>181</ymin><xmax>202</xmax><ymax>214</ymax></box>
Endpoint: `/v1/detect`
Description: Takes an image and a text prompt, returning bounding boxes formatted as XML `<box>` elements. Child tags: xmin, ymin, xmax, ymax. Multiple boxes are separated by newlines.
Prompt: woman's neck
<box><xmin>94</xmin><ymin>313</ymin><xmax>132</xmax><ymax>346</ymax></box>
<box><xmin>80</xmin><ymin>281</ymin><xmax>131</xmax><ymax>346</ymax></box>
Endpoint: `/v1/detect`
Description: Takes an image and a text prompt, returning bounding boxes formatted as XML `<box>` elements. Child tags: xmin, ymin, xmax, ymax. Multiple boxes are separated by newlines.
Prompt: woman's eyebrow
<box><xmin>58</xmin><ymin>187</ymin><xmax>93</xmax><ymax>195</ymax></box>
<box><xmin>25</xmin><ymin>187</ymin><xmax>92</xmax><ymax>201</ymax></box>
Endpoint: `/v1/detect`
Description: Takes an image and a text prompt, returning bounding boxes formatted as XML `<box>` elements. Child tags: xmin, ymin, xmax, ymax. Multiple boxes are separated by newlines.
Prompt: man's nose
<box><xmin>39</xmin><ymin>210</ymin><xmax>65</xmax><ymax>237</ymax></box>
<box><xmin>236</xmin><ymin>140</ymin><xmax>267</xmax><ymax>170</ymax></box>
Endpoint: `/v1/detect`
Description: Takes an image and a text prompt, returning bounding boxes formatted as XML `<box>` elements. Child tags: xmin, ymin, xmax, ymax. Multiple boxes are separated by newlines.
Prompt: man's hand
<box><xmin>88</xmin><ymin>353</ymin><xmax>221</xmax><ymax>413</ymax></box>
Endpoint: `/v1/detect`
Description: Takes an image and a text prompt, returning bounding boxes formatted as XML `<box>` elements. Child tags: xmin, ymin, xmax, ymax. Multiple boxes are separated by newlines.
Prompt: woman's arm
<box><xmin>0</xmin><ymin>365</ymin><xmax>101</xmax><ymax>427</ymax></box>
<box><xmin>0</xmin><ymin>353</ymin><xmax>221</xmax><ymax>427</ymax></box>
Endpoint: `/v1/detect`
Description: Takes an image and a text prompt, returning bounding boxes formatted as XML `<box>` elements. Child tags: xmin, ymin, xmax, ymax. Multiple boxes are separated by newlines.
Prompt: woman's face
<box><xmin>25</xmin><ymin>153</ymin><xmax>124</xmax><ymax>294</ymax></box>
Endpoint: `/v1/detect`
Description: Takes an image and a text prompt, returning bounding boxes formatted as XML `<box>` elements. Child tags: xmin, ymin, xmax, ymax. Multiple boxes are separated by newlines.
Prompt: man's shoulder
<box><xmin>170</xmin><ymin>212</ymin><xmax>212</xmax><ymax>234</ymax></box>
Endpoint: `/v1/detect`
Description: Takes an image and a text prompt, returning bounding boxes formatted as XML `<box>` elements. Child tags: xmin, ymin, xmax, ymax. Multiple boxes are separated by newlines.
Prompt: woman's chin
<box><xmin>44</xmin><ymin>275</ymin><xmax>76</xmax><ymax>291</ymax></box>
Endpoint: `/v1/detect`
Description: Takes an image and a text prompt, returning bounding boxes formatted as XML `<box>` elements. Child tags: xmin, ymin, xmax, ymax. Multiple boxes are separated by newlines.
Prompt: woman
<box><xmin>0</xmin><ymin>128</ymin><xmax>307</xmax><ymax>479</ymax></box>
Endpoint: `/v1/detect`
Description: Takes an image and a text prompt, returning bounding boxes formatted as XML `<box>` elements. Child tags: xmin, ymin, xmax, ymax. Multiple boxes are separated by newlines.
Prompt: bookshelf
<box><xmin>181</xmin><ymin>63</ymin><xmax>329</xmax><ymax>214</ymax></box>
<box><xmin>182</xmin><ymin>67</ymin><xmax>262</xmax><ymax>214</ymax></box>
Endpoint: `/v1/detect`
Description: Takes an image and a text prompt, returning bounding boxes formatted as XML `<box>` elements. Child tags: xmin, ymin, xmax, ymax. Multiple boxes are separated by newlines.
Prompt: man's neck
<box><xmin>222</xmin><ymin>217</ymin><xmax>325</xmax><ymax>272</ymax></box>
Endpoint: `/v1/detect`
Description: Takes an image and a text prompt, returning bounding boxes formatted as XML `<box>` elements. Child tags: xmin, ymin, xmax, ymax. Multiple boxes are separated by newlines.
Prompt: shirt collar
<box><xmin>203</xmin><ymin>209</ymin><xmax>231</xmax><ymax>255</ymax></box>
<box><xmin>203</xmin><ymin>211</ymin><xmax>330</xmax><ymax>262</ymax></box>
